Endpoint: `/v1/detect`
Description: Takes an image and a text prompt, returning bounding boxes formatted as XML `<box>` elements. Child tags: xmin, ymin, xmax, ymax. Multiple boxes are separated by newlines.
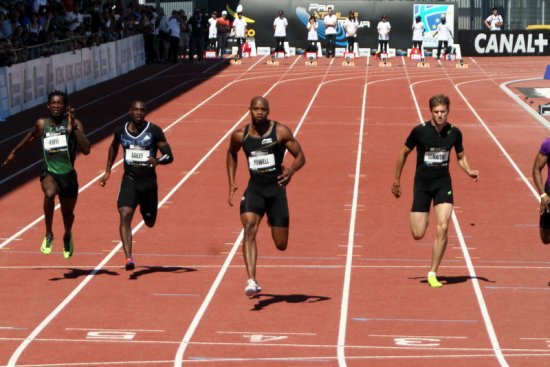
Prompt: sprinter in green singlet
<box><xmin>2</xmin><ymin>91</ymin><xmax>91</xmax><ymax>258</ymax></box>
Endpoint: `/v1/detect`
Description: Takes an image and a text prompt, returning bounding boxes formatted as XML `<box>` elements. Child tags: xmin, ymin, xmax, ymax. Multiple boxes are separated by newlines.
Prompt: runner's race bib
<box><xmin>424</xmin><ymin>148</ymin><xmax>449</xmax><ymax>166</ymax></box>
<box><xmin>44</xmin><ymin>134</ymin><xmax>68</xmax><ymax>152</ymax></box>
<box><xmin>249</xmin><ymin>153</ymin><xmax>275</xmax><ymax>171</ymax></box>
<box><xmin>125</xmin><ymin>147</ymin><xmax>150</xmax><ymax>164</ymax></box>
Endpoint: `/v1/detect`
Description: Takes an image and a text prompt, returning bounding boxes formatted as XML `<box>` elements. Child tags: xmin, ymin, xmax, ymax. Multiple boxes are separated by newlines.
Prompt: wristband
<box><xmin>542</xmin><ymin>193</ymin><xmax>548</xmax><ymax>198</ymax></box>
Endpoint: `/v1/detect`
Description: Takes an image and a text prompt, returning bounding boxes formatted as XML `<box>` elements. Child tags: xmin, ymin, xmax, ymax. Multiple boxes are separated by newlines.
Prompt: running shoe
<box><xmin>244</xmin><ymin>279</ymin><xmax>261</xmax><ymax>297</ymax></box>
<box><xmin>125</xmin><ymin>258</ymin><xmax>135</xmax><ymax>271</ymax></box>
<box><xmin>427</xmin><ymin>272</ymin><xmax>443</xmax><ymax>288</ymax></box>
<box><xmin>62</xmin><ymin>234</ymin><xmax>74</xmax><ymax>259</ymax></box>
<box><xmin>40</xmin><ymin>234</ymin><xmax>53</xmax><ymax>255</ymax></box>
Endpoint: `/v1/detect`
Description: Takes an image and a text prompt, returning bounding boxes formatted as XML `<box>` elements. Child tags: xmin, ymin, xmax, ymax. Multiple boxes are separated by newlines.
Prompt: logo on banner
<box><xmin>413</xmin><ymin>4</ymin><xmax>454</xmax><ymax>48</ymax></box>
<box><xmin>225</xmin><ymin>5</ymin><xmax>256</xmax><ymax>37</ymax></box>
<box><xmin>474</xmin><ymin>32</ymin><xmax>549</xmax><ymax>55</ymax></box>
<box><xmin>296</xmin><ymin>6</ymin><xmax>351</xmax><ymax>47</ymax></box>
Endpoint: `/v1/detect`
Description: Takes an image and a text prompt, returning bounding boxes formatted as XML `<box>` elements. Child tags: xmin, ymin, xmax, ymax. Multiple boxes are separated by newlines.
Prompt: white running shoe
<box><xmin>244</xmin><ymin>279</ymin><xmax>262</xmax><ymax>296</ymax></box>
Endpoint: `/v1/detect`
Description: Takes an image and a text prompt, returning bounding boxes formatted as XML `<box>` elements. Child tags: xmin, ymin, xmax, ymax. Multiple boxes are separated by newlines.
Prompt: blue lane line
<box><xmin>485</xmin><ymin>286</ymin><xmax>550</xmax><ymax>291</ymax></box>
<box><xmin>353</xmin><ymin>317</ymin><xmax>477</xmax><ymax>323</ymax></box>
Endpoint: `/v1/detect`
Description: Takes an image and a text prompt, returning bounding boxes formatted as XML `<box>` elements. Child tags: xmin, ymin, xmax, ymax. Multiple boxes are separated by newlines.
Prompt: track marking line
<box><xmin>337</xmin><ymin>54</ymin><xmax>370</xmax><ymax>367</ymax></box>
<box><xmin>369</xmin><ymin>334</ymin><xmax>468</xmax><ymax>339</ymax></box>
<box><xmin>65</xmin><ymin>328</ymin><xmax>164</xmax><ymax>332</ymax></box>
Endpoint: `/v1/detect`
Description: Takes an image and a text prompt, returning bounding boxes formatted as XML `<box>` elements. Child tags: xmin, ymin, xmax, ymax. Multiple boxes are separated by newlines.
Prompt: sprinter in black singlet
<box><xmin>2</xmin><ymin>91</ymin><xmax>90</xmax><ymax>259</ymax></box>
<box><xmin>227</xmin><ymin>96</ymin><xmax>306</xmax><ymax>297</ymax></box>
<box><xmin>392</xmin><ymin>94</ymin><xmax>478</xmax><ymax>288</ymax></box>
<box><xmin>99</xmin><ymin>101</ymin><xmax>174</xmax><ymax>271</ymax></box>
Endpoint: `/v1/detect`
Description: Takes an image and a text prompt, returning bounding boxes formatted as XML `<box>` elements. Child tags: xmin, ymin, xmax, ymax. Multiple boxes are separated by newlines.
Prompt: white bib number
<box><xmin>424</xmin><ymin>149</ymin><xmax>449</xmax><ymax>165</ymax></box>
<box><xmin>125</xmin><ymin>148</ymin><xmax>149</xmax><ymax>163</ymax></box>
<box><xmin>249</xmin><ymin>154</ymin><xmax>275</xmax><ymax>170</ymax></box>
<box><xmin>44</xmin><ymin>134</ymin><xmax>67</xmax><ymax>152</ymax></box>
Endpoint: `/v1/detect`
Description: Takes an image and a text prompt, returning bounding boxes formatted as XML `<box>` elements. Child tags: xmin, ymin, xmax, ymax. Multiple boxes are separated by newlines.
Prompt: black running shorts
<box><xmin>411</xmin><ymin>174</ymin><xmax>453</xmax><ymax>212</ymax></box>
<box><xmin>117</xmin><ymin>174</ymin><xmax>158</xmax><ymax>222</ymax></box>
<box><xmin>240</xmin><ymin>180</ymin><xmax>289</xmax><ymax>227</ymax></box>
<box><xmin>40</xmin><ymin>169</ymin><xmax>79</xmax><ymax>199</ymax></box>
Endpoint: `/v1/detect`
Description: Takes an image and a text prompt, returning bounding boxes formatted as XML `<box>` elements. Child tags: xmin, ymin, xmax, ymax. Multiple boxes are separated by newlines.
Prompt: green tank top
<box><xmin>42</xmin><ymin>118</ymin><xmax>76</xmax><ymax>174</ymax></box>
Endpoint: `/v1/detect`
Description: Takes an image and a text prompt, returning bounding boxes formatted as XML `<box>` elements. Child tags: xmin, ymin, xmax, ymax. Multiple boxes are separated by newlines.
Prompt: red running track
<box><xmin>0</xmin><ymin>55</ymin><xmax>549</xmax><ymax>367</ymax></box>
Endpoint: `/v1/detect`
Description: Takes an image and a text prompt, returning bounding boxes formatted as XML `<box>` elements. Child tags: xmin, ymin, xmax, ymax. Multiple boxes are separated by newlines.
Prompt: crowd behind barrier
<box><xmin>0</xmin><ymin>33</ymin><xmax>145</xmax><ymax>120</ymax></box>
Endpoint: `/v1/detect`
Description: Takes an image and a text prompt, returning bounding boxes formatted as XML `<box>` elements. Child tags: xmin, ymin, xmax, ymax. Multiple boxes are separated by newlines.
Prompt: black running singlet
<box><xmin>242</xmin><ymin>121</ymin><xmax>286</xmax><ymax>185</ymax></box>
<box><xmin>405</xmin><ymin>121</ymin><xmax>464</xmax><ymax>178</ymax></box>
<box><xmin>42</xmin><ymin>118</ymin><xmax>76</xmax><ymax>175</ymax></box>
<box><xmin>115</xmin><ymin>121</ymin><xmax>166</xmax><ymax>178</ymax></box>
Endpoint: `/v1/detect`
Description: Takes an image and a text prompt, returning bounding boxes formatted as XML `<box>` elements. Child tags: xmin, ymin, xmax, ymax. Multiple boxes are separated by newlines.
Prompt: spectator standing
<box><xmin>207</xmin><ymin>11</ymin><xmax>217</xmax><ymax>50</ymax></box>
<box><xmin>411</xmin><ymin>15</ymin><xmax>425</xmax><ymax>49</ymax></box>
<box><xmin>343</xmin><ymin>10</ymin><xmax>358</xmax><ymax>53</ymax></box>
<box><xmin>232</xmin><ymin>10</ymin><xmax>246</xmax><ymax>58</ymax></box>
<box><xmin>216</xmin><ymin>10</ymin><xmax>230</xmax><ymax>57</ymax></box>
<box><xmin>188</xmin><ymin>9</ymin><xmax>206</xmax><ymax>62</ymax></box>
<box><xmin>484</xmin><ymin>7</ymin><xmax>503</xmax><ymax>31</ymax></box>
<box><xmin>433</xmin><ymin>16</ymin><xmax>452</xmax><ymax>60</ymax></box>
<box><xmin>168</xmin><ymin>10</ymin><xmax>180</xmax><ymax>63</ymax></box>
<box><xmin>377</xmin><ymin>14</ymin><xmax>391</xmax><ymax>53</ymax></box>
<box><xmin>323</xmin><ymin>6</ymin><xmax>337</xmax><ymax>58</ymax></box>
<box><xmin>273</xmin><ymin>10</ymin><xmax>287</xmax><ymax>53</ymax></box>
<box><xmin>306</xmin><ymin>14</ymin><xmax>318</xmax><ymax>52</ymax></box>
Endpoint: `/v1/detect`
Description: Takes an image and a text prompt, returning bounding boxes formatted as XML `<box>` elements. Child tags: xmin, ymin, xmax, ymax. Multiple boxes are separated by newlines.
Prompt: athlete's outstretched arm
<box><xmin>99</xmin><ymin>134</ymin><xmax>120</xmax><ymax>187</ymax></box>
<box><xmin>392</xmin><ymin>145</ymin><xmax>412</xmax><ymax>198</ymax></box>
<box><xmin>226</xmin><ymin>130</ymin><xmax>243</xmax><ymax>206</ymax></box>
<box><xmin>2</xmin><ymin>118</ymin><xmax>44</xmax><ymax>167</ymax></box>
<box><xmin>533</xmin><ymin>152</ymin><xmax>550</xmax><ymax>214</ymax></box>
<box><xmin>456</xmin><ymin>151</ymin><xmax>479</xmax><ymax>181</ymax></box>
<box><xmin>277</xmin><ymin>124</ymin><xmax>305</xmax><ymax>187</ymax></box>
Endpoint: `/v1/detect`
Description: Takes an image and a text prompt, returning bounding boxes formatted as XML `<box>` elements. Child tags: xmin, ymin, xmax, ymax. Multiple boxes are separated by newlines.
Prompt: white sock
<box><xmin>428</xmin><ymin>271</ymin><xmax>436</xmax><ymax>277</ymax></box>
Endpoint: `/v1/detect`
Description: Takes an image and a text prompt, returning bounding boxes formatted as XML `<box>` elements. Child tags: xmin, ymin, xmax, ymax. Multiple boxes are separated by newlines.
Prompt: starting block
<box><xmin>456</xmin><ymin>58</ymin><xmax>468</xmax><ymax>69</ymax></box>
<box><xmin>341</xmin><ymin>52</ymin><xmax>355</xmax><ymax>66</ymax></box>
<box><xmin>230</xmin><ymin>55</ymin><xmax>241</xmax><ymax>64</ymax></box>
<box><xmin>305</xmin><ymin>52</ymin><xmax>317</xmax><ymax>66</ymax></box>
<box><xmin>379</xmin><ymin>57</ymin><xmax>392</xmax><ymax>67</ymax></box>
<box><xmin>267</xmin><ymin>54</ymin><xmax>279</xmax><ymax>65</ymax></box>
<box><xmin>417</xmin><ymin>57</ymin><xmax>430</xmax><ymax>68</ymax></box>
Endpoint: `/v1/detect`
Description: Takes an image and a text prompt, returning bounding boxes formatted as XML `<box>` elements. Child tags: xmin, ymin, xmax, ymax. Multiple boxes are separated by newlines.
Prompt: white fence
<box><xmin>0</xmin><ymin>34</ymin><xmax>146</xmax><ymax>120</ymax></box>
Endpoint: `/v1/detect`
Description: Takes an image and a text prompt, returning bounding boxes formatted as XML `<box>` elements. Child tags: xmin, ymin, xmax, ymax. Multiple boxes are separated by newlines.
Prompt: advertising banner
<box><xmin>459</xmin><ymin>30</ymin><xmax>550</xmax><ymax>56</ymax></box>
<box><xmin>8</xmin><ymin>63</ymin><xmax>23</xmax><ymax>114</ymax></box>
<box><xmin>0</xmin><ymin>66</ymin><xmax>10</xmax><ymax>120</ymax></box>
<box><xmin>413</xmin><ymin>4</ymin><xmax>455</xmax><ymax>49</ymax></box>
<box><xmin>207</xmin><ymin>1</ymin><xmax>457</xmax><ymax>51</ymax></box>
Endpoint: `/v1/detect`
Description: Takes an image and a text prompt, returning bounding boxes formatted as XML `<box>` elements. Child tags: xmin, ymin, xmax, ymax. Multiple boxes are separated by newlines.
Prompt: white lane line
<box><xmin>65</xmin><ymin>328</ymin><xmax>164</xmax><ymax>332</ymax></box>
<box><xmin>4</xmin><ymin>56</ymin><xmax>270</xmax><ymax>367</ymax></box>
<box><xmin>369</xmin><ymin>334</ymin><xmax>468</xmax><ymax>339</ymax></box>
<box><xmin>216</xmin><ymin>331</ymin><xmax>316</xmax><ymax>336</ymax></box>
<box><xmin>455</xmin><ymin>78</ymin><xmax>539</xmax><ymax>199</ymax></box>
<box><xmin>500</xmin><ymin>78</ymin><xmax>550</xmax><ymax>130</ymax></box>
<box><xmin>337</xmin><ymin>60</ymin><xmax>369</xmax><ymax>367</ymax></box>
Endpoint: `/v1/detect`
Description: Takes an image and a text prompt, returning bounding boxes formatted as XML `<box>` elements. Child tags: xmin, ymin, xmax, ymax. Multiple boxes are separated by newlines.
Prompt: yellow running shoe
<box><xmin>427</xmin><ymin>272</ymin><xmax>443</xmax><ymax>288</ymax></box>
<box><xmin>40</xmin><ymin>235</ymin><xmax>53</xmax><ymax>255</ymax></box>
<box><xmin>63</xmin><ymin>234</ymin><xmax>74</xmax><ymax>259</ymax></box>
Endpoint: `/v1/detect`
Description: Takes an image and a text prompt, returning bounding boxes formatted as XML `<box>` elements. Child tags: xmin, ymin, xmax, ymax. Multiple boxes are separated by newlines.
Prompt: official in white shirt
<box><xmin>323</xmin><ymin>6</ymin><xmax>337</xmax><ymax>58</ymax></box>
<box><xmin>484</xmin><ymin>7</ymin><xmax>503</xmax><ymax>31</ymax></box>
<box><xmin>273</xmin><ymin>10</ymin><xmax>288</xmax><ymax>53</ymax></box>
